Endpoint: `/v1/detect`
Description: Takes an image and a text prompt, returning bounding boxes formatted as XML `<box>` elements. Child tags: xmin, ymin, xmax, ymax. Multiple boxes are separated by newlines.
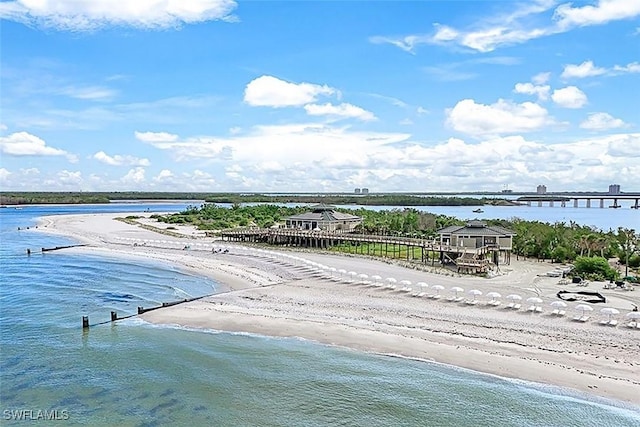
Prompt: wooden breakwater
<box><xmin>82</xmin><ymin>293</ymin><xmax>213</xmax><ymax>329</ymax></box>
<box><xmin>26</xmin><ymin>244</ymin><xmax>87</xmax><ymax>255</ymax></box>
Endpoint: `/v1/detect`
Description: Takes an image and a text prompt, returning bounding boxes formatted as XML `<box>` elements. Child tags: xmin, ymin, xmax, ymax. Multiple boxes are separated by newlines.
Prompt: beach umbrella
<box><xmin>450</xmin><ymin>286</ymin><xmax>464</xmax><ymax>298</ymax></box>
<box><xmin>386</xmin><ymin>277</ymin><xmax>397</xmax><ymax>289</ymax></box>
<box><xmin>550</xmin><ymin>301</ymin><xmax>568</xmax><ymax>308</ymax></box>
<box><xmin>600</xmin><ymin>307</ymin><xmax>620</xmax><ymax>322</ymax></box>
<box><xmin>506</xmin><ymin>294</ymin><xmax>522</xmax><ymax>302</ymax></box>
<box><xmin>358</xmin><ymin>273</ymin><xmax>370</xmax><ymax>284</ymax></box>
<box><xmin>416</xmin><ymin>282</ymin><xmax>428</xmax><ymax>289</ymax></box>
<box><xmin>574</xmin><ymin>304</ymin><xmax>593</xmax><ymax>315</ymax></box>
<box><xmin>468</xmin><ymin>289</ymin><xmax>483</xmax><ymax>301</ymax></box>
<box><xmin>399</xmin><ymin>280</ymin><xmax>412</xmax><ymax>292</ymax></box>
<box><xmin>626</xmin><ymin>312</ymin><xmax>640</xmax><ymax>320</ymax></box>
<box><xmin>431</xmin><ymin>284</ymin><xmax>445</xmax><ymax>295</ymax></box>
<box><xmin>486</xmin><ymin>291</ymin><xmax>501</xmax><ymax>302</ymax></box>
<box><xmin>371</xmin><ymin>275</ymin><xmax>383</xmax><ymax>285</ymax></box>
<box><xmin>527</xmin><ymin>297</ymin><xmax>543</xmax><ymax>304</ymax></box>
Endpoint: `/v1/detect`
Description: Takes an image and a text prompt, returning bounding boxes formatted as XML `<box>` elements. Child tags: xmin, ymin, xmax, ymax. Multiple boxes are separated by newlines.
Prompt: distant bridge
<box><xmin>516</xmin><ymin>194</ymin><xmax>640</xmax><ymax>209</ymax></box>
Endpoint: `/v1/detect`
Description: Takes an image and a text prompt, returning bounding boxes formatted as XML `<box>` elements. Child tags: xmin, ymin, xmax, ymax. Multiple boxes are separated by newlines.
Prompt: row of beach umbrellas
<box><xmin>113</xmin><ymin>239</ymin><xmax>639</xmax><ymax>327</ymax></box>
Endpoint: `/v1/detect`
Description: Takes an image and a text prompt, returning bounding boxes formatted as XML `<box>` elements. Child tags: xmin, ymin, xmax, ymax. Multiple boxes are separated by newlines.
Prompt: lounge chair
<box><xmin>552</xmin><ymin>309</ymin><xmax>560</xmax><ymax>315</ymax></box>
<box><xmin>558</xmin><ymin>310</ymin><xmax>566</xmax><ymax>316</ymax></box>
<box><xmin>513</xmin><ymin>303</ymin><xmax>521</xmax><ymax>310</ymax></box>
<box><xmin>579</xmin><ymin>316</ymin><xmax>590</xmax><ymax>322</ymax></box>
<box><xmin>466</xmin><ymin>299</ymin><xmax>478</xmax><ymax>305</ymax></box>
<box><xmin>535</xmin><ymin>306</ymin><xmax>543</xmax><ymax>313</ymax></box>
<box><xmin>527</xmin><ymin>305</ymin><xmax>536</xmax><ymax>312</ymax></box>
<box><xmin>489</xmin><ymin>300</ymin><xmax>501</xmax><ymax>307</ymax></box>
<box><xmin>609</xmin><ymin>319</ymin><xmax>618</xmax><ymax>326</ymax></box>
<box><xmin>599</xmin><ymin>319</ymin><xmax>610</xmax><ymax>325</ymax></box>
<box><xmin>625</xmin><ymin>321</ymin><xmax>637</xmax><ymax>329</ymax></box>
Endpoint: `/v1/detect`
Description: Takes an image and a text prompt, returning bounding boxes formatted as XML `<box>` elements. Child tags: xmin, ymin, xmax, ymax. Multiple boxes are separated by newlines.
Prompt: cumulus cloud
<box><xmin>93</xmin><ymin>151</ymin><xmax>150</xmax><ymax>167</ymax></box>
<box><xmin>561</xmin><ymin>60</ymin><xmax>607</xmax><ymax>78</ymax></box>
<box><xmin>0</xmin><ymin>168</ymin><xmax>11</xmax><ymax>181</ymax></box>
<box><xmin>551</xmin><ymin>86</ymin><xmax>588</xmax><ymax>108</ymax></box>
<box><xmin>122</xmin><ymin>167</ymin><xmax>146</xmax><ymax>184</ymax></box>
<box><xmin>606</xmin><ymin>133</ymin><xmax>640</xmax><ymax>157</ymax></box>
<box><xmin>561</xmin><ymin>60</ymin><xmax>640</xmax><ymax>79</ymax></box>
<box><xmin>553</xmin><ymin>0</ymin><xmax>640</xmax><ymax>29</ymax></box>
<box><xmin>580</xmin><ymin>112</ymin><xmax>627</xmax><ymax>131</ymax></box>
<box><xmin>513</xmin><ymin>82</ymin><xmax>550</xmax><ymax>101</ymax></box>
<box><xmin>244</xmin><ymin>75</ymin><xmax>336</xmax><ymax>107</ymax></box>
<box><xmin>445</xmin><ymin>99</ymin><xmax>554</xmax><ymax>136</ymax></box>
<box><xmin>0</xmin><ymin>0</ymin><xmax>237</xmax><ymax>31</ymax></box>
<box><xmin>0</xmin><ymin>131</ymin><xmax>77</xmax><ymax>161</ymax></box>
<box><xmin>304</xmin><ymin>103</ymin><xmax>376</xmax><ymax>121</ymax></box>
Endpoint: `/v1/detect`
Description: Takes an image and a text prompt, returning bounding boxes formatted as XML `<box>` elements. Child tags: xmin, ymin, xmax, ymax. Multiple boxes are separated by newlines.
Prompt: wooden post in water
<box><xmin>110</xmin><ymin>311</ymin><xmax>117</xmax><ymax>322</ymax></box>
<box><xmin>82</xmin><ymin>316</ymin><xmax>89</xmax><ymax>329</ymax></box>
<box><xmin>137</xmin><ymin>306</ymin><xmax>143</xmax><ymax>315</ymax></box>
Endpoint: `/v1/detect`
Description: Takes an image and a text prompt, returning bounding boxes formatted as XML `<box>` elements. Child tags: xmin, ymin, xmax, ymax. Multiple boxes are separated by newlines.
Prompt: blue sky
<box><xmin>1</xmin><ymin>0</ymin><xmax>639</xmax><ymax>192</ymax></box>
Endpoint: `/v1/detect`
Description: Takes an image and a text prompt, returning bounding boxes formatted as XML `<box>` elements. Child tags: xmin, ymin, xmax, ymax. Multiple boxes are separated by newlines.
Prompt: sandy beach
<box><xmin>33</xmin><ymin>212</ymin><xmax>640</xmax><ymax>406</ymax></box>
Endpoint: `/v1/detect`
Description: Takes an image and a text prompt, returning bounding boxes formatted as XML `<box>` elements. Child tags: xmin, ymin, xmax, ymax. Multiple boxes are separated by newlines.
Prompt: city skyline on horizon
<box><xmin>1</xmin><ymin>1</ymin><xmax>639</xmax><ymax>193</ymax></box>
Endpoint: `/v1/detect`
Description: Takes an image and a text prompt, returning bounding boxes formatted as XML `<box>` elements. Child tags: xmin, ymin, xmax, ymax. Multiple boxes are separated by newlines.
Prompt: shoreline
<box><xmin>33</xmin><ymin>212</ymin><xmax>640</xmax><ymax>407</ymax></box>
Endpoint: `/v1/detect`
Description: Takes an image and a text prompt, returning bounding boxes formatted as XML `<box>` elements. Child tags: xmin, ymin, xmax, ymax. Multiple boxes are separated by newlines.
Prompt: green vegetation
<box><xmin>0</xmin><ymin>192</ymin><xmax>512</xmax><ymax>207</ymax></box>
<box><xmin>329</xmin><ymin>242</ymin><xmax>437</xmax><ymax>261</ymax></box>
<box><xmin>151</xmin><ymin>204</ymin><xmax>639</xmax><ymax>276</ymax></box>
<box><xmin>572</xmin><ymin>256</ymin><xmax>617</xmax><ymax>281</ymax></box>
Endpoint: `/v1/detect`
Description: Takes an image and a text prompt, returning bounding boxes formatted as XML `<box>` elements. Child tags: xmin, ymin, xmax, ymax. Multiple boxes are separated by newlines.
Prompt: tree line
<box><xmin>152</xmin><ymin>203</ymin><xmax>639</xmax><ymax>271</ymax></box>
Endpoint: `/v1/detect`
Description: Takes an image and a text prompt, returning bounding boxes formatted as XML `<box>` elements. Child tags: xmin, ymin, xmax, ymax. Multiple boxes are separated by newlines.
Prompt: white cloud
<box><xmin>93</xmin><ymin>151</ymin><xmax>150</xmax><ymax>167</ymax></box>
<box><xmin>514</xmin><ymin>82</ymin><xmax>550</xmax><ymax>101</ymax></box>
<box><xmin>532</xmin><ymin>72</ymin><xmax>551</xmax><ymax>85</ymax></box>
<box><xmin>155</xmin><ymin>169</ymin><xmax>175</xmax><ymax>181</ymax></box>
<box><xmin>561</xmin><ymin>60</ymin><xmax>607</xmax><ymax>78</ymax></box>
<box><xmin>122</xmin><ymin>167</ymin><xmax>146</xmax><ymax>184</ymax></box>
<box><xmin>551</xmin><ymin>86</ymin><xmax>588</xmax><ymax>108</ymax></box>
<box><xmin>553</xmin><ymin>0</ymin><xmax>640</xmax><ymax>29</ymax></box>
<box><xmin>372</xmin><ymin>0</ymin><xmax>640</xmax><ymax>53</ymax></box>
<box><xmin>0</xmin><ymin>123</ymin><xmax>7</xmax><ymax>131</ymax></box>
<box><xmin>56</xmin><ymin>170</ymin><xmax>83</xmax><ymax>186</ymax></box>
<box><xmin>0</xmin><ymin>0</ymin><xmax>237</xmax><ymax>31</ymax></box>
<box><xmin>0</xmin><ymin>131</ymin><xmax>76</xmax><ymax>161</ymax></box>
<box><xmin>580</xmin><ymin>112</ymin><xmax>627</xmax><ymax>131</ymax></box>
<box><xmin>0</xmin><ymin>168</ymin><xmax>11</xmax><ymax>181</ymax></box>
<box><xmin>304</xmin><ymin>103</ymin><xmax>376</xmax><ymax>121</ymax></box>
<box><xmin>445</xmin><ymin>99</ymin><xmax>554</xmax><ymax>136</ymax></box>
<box><xmin>134</xmin><ymin>131</ymin><xmax>179</xmax><ymax>143</ymax></box>
<box><xmin>607</xmin><ymin>133</ymin><xmax>640</xmax><ymax>157</ymax></box>
<box><xmin>612</xmin><ymin>62</ymin><xmax>640</xmax><ymax>73</ymax></box>
<box><xmin>244</xmin><ymin>75</ymin><xmax>336</xmax><ymax>107</ymax></box>
<box><xmin>59</xmin><ymin>85</ymin><xmax>117</xmax><ymax>101</ymax></box>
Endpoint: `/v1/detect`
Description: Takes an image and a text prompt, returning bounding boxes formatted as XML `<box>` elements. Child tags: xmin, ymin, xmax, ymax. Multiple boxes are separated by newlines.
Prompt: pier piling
<box><xmin>82</xmin><ymin>316</ymin><xmax>89</xmax><ymax>329</ymax></box>
<box><xmin>110</xmin><ymin>311</ymin><xmax>117</xmax><ymax>322</ymax></box>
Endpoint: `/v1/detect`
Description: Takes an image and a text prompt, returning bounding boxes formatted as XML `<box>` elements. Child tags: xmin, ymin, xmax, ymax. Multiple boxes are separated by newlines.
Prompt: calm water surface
<box><xmin>1</xmin><ymin>204</ymin><xmax>639</xmax><ymax>426</ymax></box>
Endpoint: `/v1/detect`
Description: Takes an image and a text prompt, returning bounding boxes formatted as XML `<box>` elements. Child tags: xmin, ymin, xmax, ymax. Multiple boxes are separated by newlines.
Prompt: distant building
<box><xmin>361</xmin><ymin>188</ymin><xmax>369</xmax><ymax>195</ymax></box>
<box><xmin>608</xmin><ymin>184</ymin><xmax>621</xmax><ymax>194</ymax></box>
<box><xmin>354</xmin><ymin>188</ymin><xmax>361</xmax><ymax>194</ymax></box>
<box><xmin>284</xmin><ymin>204</ymin><xmax>362</xmax><ymax>233</ymax></box>
<box><xmin>536</xmin><ymin>185</ymin><xmax>547</xmax><ymax>194</ymax></box>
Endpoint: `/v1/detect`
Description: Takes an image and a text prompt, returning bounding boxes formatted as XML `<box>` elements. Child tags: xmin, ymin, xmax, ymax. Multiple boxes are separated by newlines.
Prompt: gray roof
<box><xmin>286</xmin><ymin>209</ymin><xmax>361</xmax><ymax>222</ymax></box>
<box><xmin>437</xmin><ymin>221</ymin><xmax>515</xmax><ymax>236</ymax></box>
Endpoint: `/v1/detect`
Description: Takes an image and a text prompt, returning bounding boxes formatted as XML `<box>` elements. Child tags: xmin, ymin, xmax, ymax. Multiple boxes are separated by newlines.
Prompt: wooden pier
<box><xmin>220</xmin><ymin>228</ymin><xmax>506</xmax><ymax>273</ymax></box>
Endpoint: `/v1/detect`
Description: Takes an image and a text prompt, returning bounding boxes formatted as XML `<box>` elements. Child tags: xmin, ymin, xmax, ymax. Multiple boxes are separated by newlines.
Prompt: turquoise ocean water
<box><xmin>1</xmin><ymin>204</ymin><xmax>639</xmax><ymax>426</ymax></box>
